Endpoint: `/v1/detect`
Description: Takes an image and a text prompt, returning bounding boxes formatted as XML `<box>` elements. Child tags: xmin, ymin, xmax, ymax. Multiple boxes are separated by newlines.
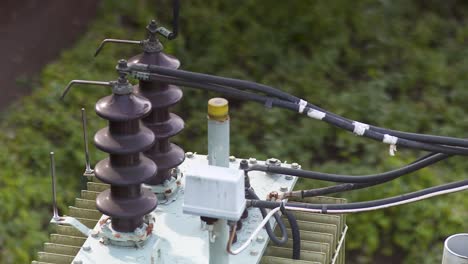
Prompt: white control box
<box><xmin>183</xmin><ymin>164</ymin><xmax>245</xmax><ymax>220</ymax></box>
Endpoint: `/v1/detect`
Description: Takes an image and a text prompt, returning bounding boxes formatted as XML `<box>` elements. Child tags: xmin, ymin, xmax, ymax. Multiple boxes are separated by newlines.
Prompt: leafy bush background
<box><xmin>1</xmin><ymin>0</ymin><xmax>468</xmax><ymax>263</ymax></box>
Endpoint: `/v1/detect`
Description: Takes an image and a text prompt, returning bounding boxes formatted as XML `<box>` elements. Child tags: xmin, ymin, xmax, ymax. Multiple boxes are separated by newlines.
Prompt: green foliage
<box><xmin>1</xmin><ymin>0</ymin><xmax>468</xmax><ymax>263</ymax></box>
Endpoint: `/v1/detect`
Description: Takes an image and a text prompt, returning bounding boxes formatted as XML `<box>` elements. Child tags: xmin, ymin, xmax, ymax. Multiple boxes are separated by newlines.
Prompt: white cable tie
<box><xmin>383</xmin><ymin>134</ymin><xmax>398</xmax><ymax>156</ymax></box>
<box><xmin>307</xmin><ymin>109</ymin><xmax>326</xmax><ymax>120</ymax></box>
<box><xmin>298</xmin><ymin>99</ymin><xmax>308</xmax><ymax>114</ymax></box>
<box><xmin>352</xmin><ymin>121</ymin><xmax>369</xmax><ymax>136</ymax></box>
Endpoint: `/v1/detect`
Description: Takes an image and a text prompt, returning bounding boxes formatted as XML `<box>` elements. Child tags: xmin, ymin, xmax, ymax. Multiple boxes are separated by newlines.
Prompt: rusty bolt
<box><xmin>268</xmin><ymin>191</ymin><xmax>279</xmax><ymax>200</ymax></box>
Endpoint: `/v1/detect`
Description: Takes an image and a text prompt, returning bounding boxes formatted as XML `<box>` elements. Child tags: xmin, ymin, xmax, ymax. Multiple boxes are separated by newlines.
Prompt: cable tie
<box><xmin>298</xmin><ymin>99</ymin><xmax>308</xmax><ymax>114</ymax></box>
<box><xmin>321</xmin><ymin>204</ymin><xmax>328</xmax><ymax>214</ymax></box>
<box><xmin>307</xmin><ymin>109</ymin><xmax>326</xmax><ymax>120</ymax></box>
<box><xmin>264</xmin><ymin>99</ymin><xmax>273</xmax><ymax>109</ymax></box>
<box><xmin>352</xmin><ymin>121</ymin><xmax>369</xmax><ymax>136</ymax></box>
<box><xmin>383</xmin><ymin>134</ymin><xmax>398</xmax><ymax>156</ymax></box>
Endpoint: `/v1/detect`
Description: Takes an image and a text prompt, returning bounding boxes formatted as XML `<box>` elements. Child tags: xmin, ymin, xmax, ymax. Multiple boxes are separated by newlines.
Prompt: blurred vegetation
<box><xmin>1</xmin><ymin>0</ymin><xmax>468</xmax><ymax>263</ymax></box>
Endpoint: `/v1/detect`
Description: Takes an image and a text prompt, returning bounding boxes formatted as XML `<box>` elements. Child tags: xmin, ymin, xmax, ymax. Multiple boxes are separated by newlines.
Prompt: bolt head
<box><xmin>82</xmin><ymin>245</ymin><xmax>91</xmax><ymax>252</ymax></box>
<box><xmin>250</xmin><ymin>250</ymin><xmax>259</xmax><ymax>256</ymax></box>
<box><xmin>256</xmin><ymin>236</ymin><xmax>265</xmax><ymax>242</ymax></box>
<box><xmin>267</xmin><ymin>158</ymin><xmax>281</xmax><ymax>166</ymax></box>
<box><xmin>73</xmin><ymin>260</ymin><xmax>83</xmax><ymax>264</ymax></box>
<box><xmin>91</xmin><ymin>230</ymin><xmax>99</xmax><ymax>238</ymax></box>
<box><xmin>229</xmin><ymin>156</ymin><xmax>236</xmax><ymax>162</ymax></box>
<box><xmin>291</xmin><ymin>162</ymin><xmax>300</xmax><ymax>169</ymax></box>
<box><xmin>285</xmin><ymin>175</ymin><xmax>294</xmax><ymax>180</ymax></box>
<box><xmin>248</xmin><ymin>158</ymin><xmax>257</xmax><ymax>164</ymax></box>
<box><xmin>186</xmin><ymin>152</ymin><xmax>194</xmax><ymax>158</ymax></box>
<box><xmin>280</xmin><ymin>186</ymin><xmax>288</xmax><ymax>192</ymax></box>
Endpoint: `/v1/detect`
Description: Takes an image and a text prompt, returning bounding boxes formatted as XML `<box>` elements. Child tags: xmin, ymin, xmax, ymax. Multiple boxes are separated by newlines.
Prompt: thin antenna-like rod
<box><xmin>81</xmin><ymin>108</ymin><xmax>94</xmax><ymax>176</ymax></box>
<box><xmin>50</xmin><ymin>152</ymin><xmax>59</xmax><ymax>220</ymax></box>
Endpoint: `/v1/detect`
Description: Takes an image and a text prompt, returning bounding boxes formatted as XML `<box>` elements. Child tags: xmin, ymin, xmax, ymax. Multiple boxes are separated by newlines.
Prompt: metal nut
<box><xmin>267</xmin><ymin>158</ymin><xmax>281</xmax><ymax>166</ymax></box>
<box><xmin>248</xmin><ymin>158</ymin><xmax>257</xmax><ymax>164</ymax></box>
<box><xmin>82</xmin><ymin>245</ymin><xmax>91</xmax><ymax>252</ymax></box>
<box><xmin>280</xmin><ymin>186</ymin><xmax>288</xmax><ymax>192</ymax></box>
<box><xmin>256</xmin><ymin>236</ymin><xmax>265</xmax><ymax>243</ymax></box>
<box><xmin>229</xmin><ymin>156</ymin><xmax>236</xmax><ymax>162</ymax></box>
<box><xmin>186</xmin><ymin>152</ymin><xmax>194</xmax><ymax>158</ymax></box>
<box><xmin>291</xmin><ymin>162</ymin><xmax>300</xmax><ymax>169</ymax></box>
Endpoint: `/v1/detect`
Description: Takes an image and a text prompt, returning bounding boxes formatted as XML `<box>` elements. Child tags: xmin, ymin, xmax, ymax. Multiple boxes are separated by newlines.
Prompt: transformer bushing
<box><xmin>94</xmin><ymin>60</ymin><xmax>158</xmax><ymax>232</ymax></box>
<box><xmin>128</xmin><ymin>20</ymin><xmax>185</xmax><ymax>185</ymax></box>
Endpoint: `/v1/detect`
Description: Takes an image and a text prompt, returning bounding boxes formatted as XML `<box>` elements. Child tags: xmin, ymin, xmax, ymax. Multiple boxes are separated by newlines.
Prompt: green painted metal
<box><xmin>36</xmin><ymin>252</ymin><xmax>75</xmax><ymax>264</ymax></box>
<box><xmin>266</xmin><ymin>247</ymin><xmax>327</xmax><ymax>263</ymax></box>
<box><xmin>262</xmin><ymin>196</ymin><xmax>347</xmax><ymax>264</ymax></box>
<box><xmin>50</xmin><ymin>234</ymin><xmax>86</xmax><ymax>247</ymax></box>
<box><xmin>43</xmin><ymin>243</ymin><xmax>80</xmax><ymax>255</ymax></box>
<box><xmin>32</xmin><ymin>179</ymin><xmax>107</xmax><ymax>263</ymax></box>
<box><xmin>260</xmin><ymin>256</ymin><xmax>321</xmax><ymax>264</ymax></box>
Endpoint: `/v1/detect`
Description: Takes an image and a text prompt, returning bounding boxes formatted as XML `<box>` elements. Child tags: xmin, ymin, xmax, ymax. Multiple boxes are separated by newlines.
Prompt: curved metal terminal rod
<box><xmin>94</xmin><ymin>39</ymin><xmax>142</xmax><ymax>57</ymax></box>
<box><xmin>60</xmin><ymin>80</ymin><xmax>111</xmax><ymax>100</ymax></box>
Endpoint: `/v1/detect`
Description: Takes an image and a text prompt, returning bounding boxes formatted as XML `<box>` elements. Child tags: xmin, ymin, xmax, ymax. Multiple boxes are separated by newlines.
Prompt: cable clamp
<box><xmin>321</xmin><ymin>204</ymin><xmax>328</xmax><ymax>214</ymax></box>
<box><xmin>352</xmin><ymin>121</ymin><xmax>369</xmax><ymax>136</ymax></box>
<box><xmin>307</xmin><ymin>109</ymin><xmax>326</xmax><ymax>120</ymax></box>
<box><xmin>383</xmin><ymin>134</ymin><xmax>398</xmax><ymax>156</ymax></box>
<box><xmin>298</xmin><ymin>99</ymin><xmax>308</xmax><ymax>114</ymax></box>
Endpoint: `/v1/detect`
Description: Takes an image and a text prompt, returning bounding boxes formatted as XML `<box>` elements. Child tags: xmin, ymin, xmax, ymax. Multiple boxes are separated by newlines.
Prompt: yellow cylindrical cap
<box><xmin>208</xmin><ymin>98</ymin><xmax>229</xmax><ymax>119</ymax></box>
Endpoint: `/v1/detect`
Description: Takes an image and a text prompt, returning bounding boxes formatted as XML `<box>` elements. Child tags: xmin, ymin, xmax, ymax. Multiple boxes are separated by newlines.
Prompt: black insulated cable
<box><xmin>281</xmin><ymin>207</ymin><xmax>301</xmax><ymax>259</ymax></box>
<box><xmin>306</xmin><ymin>102</ymin><xmax>468</xmax><ymax>148</ymax></box>
<box><xmin>248</xmin><ymin>178</ymin><xmax>468</xmax><ymax>211</ymax></box>
<box><xmin>248</xmin><ymin>153</ymin><xmax>449</xmax><ymax>183</ymax></box>
<box><xmin>129</xmin><ymin>62</ymin><xmax>468</xmax><ymax>148</ymax></box>
<box><xmin>246</xmin><ymin>187</ymin><xmax>288</xmax><ymax>246</ymax></box>
<box><xmin>138</xmin><ymin>69</ymin><xmax>468</xmax><ymax>155</ymax></box>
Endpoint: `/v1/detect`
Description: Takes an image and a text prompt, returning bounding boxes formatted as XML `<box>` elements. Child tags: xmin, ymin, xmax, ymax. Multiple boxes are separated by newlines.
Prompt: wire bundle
<box><xmin>125</xmin><ymin>62</ymin><xmax>468</xmax><ymax>256</ymax></box>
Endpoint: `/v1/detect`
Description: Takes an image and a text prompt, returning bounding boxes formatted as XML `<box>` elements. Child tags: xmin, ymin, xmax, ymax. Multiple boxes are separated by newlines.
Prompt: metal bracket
<box><xmin>49</xmin><ymin>152</ymin><xmax>92</xmax><ymax>237</ymax></box>
<box><xmin>50</xmin><ymin>216</ymin><xmax>92</xmax><ymax>237</ymax></box>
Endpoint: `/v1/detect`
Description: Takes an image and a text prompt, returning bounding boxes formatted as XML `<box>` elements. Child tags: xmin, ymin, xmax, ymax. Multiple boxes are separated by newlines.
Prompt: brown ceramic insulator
<box><xmin>129</xmin><ymin>51</ymin><xmax>185</xmax><ymax>185</ymax></box>
<box><xmin>94</xmin><ymin>93</ymin><xmax>158</xmax><ymax>232</ymax></box>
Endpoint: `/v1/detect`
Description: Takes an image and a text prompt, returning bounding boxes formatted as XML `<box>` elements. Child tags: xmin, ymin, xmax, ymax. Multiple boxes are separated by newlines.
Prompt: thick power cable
<box><xmin>248</xmin><ymin>179</ymin><xmax>468</xmax><ymax>213</ymax></box>
<box><xmin>129</xmin><ymin>63</ymin><xmax>468</xmax><ymax>148</ymax></box>
<box><xmin>282</xmin><ymin>207</ymin><xmax>301</xmax><ymax>259</ymax></box>
<box><xmin>248</xmin><ymin>153</ymin><xmax>449</xmax><ymax>183</ymax></box>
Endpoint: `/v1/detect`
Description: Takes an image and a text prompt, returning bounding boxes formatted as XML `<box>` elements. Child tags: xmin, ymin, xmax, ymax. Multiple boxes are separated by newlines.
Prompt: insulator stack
<box><xmin>129</xmin><ymin>20</ymin><xmax>185</xmax><ymax>185</ymax></box>
<box><xmin>94</xmin><ymin>62</ymin><xmax>158</xmax><ymax>232</ymax></box>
